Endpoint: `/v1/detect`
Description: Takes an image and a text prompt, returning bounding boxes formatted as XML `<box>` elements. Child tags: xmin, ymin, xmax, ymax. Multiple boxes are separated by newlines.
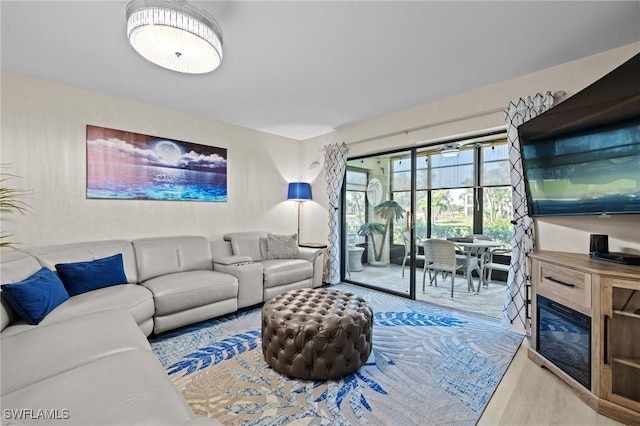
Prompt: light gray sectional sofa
<box><xmin>215</xmin><ymin>232</ymin><xmax>324</xmax><ymax>301</ymax></box>
<box><xmin>0</xmin><ymin>233</ymin><xmax>323</xmax><ymax>425</ymax></box>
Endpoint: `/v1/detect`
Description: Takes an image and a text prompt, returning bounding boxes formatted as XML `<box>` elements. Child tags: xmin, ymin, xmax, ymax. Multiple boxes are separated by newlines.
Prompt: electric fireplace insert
<box><xmin>536</xmin><ymin>295</ymin><xmax>591</xmax><ymax>389</ymax></box>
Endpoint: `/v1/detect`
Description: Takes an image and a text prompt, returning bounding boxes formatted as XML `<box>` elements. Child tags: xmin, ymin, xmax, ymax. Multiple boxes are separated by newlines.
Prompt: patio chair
<box><xmin>401</xmin><ymin>230</ymin><xmax>425</xmax><ymax>278</ymax></box>
<box><xmin>480</xmin><ymin>247</ymin><xmax>511</xmax><ymax>288</ymax></box>
<box><xmin>422</xmin><ymin>239</ymin><xmax>464</xmax><ymax>298</ymax></box>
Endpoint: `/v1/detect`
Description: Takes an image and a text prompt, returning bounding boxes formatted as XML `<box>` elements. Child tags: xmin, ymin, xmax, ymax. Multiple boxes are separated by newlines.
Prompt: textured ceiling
<box><xmin>2</xmin><ymin>1</ymin><xmax>639</xmax><ymax>140</ymax></box>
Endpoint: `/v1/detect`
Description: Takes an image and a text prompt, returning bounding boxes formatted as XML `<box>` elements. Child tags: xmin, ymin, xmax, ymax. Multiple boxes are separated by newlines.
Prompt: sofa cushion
<box><xmin>1</xmin><ymin>267</ymin><xmax>69</xmax><ymax>325</ymax></box>
<box><xmin>0</xmin><ymin>284</ymin><xmax>154</xmax><ymax>337</ymax></box>
<box><xmin>210</xmin><ymin>239</ymin><xmax>233</xmax><ymax>259</ymax></box>
<box><xmin>28</xmin><ymin>240</ymin><xmax>138</xmax><ymax>284</ymax></box>
<box><xmin>55</xmin><ymin>253</ymin><xmax>128</xmax><ymax>296</ymax></box>
<box><xmin>1</xmin><ymin>309</ymin><xmax>149</xmax><ymax>396</ymax></box>
<box><xmin>262</xmin><ymin>259</ymin><xmax>313</xmax><ymax>289</ymax></box>
<box><xmin>266</xmin><ymin>233</ymin><xmax>299</xmax><ymax>259</ymax></box>
<box><xmin>133</xmin><ymin>236</ymin><xmax>213</xmax><ymax>283</ymax></box>
<box><xmin>229</xmin><ymin>234</ymin><xmax>266</xmax><ymax>261</ymax></box>
<box><xmin>1</xmin><ymin>251</ymin><xmax>44</xmax><ymax>331</ymax></box>
<box><xmin>143</xmin><ymin>270</ymin><xmax>238</xmax><ymax>316</ymax></box>
<box><xmin>0</xmin><ymin>350</ymin><xmax>196</xmax><ymax>426</ymax></box>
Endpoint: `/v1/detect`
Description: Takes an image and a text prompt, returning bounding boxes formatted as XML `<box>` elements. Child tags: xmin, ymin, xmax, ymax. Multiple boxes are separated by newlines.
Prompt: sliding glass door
<box><xmin>342</xmin><ymin>133</ymin><xmax>513</xmax><ymax>318</ymax></box>
<box><xmin>343</xmin><ymin>150</ymin><xmax>413</xmax><ymax>297</ymax></box>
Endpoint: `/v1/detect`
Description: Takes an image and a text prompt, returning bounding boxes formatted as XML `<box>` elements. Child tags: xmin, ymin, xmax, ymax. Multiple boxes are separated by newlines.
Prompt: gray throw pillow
<box><xmin>266</xmin><ymin>234</ymin><xmax>299</xmax><ymax>259</ymax></box>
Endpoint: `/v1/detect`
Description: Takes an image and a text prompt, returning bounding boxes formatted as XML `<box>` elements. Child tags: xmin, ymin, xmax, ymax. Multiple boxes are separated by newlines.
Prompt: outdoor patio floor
<box><xmin>344</xmin><ymin>263</ymin><xmax>507</xmax><ymax>320</ymax></box>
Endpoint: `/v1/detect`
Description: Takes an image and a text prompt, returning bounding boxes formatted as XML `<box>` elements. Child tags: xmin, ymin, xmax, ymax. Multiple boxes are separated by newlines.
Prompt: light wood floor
<box><xmin>479</xmin><ymin>338</ymin><xmax>624</xmax><ymax>426</ymax></box>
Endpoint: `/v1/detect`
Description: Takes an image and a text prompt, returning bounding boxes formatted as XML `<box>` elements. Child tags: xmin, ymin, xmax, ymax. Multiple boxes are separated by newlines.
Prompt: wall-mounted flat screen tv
<box><xmin>520</xmin><ymin>117</ymin><xmax>640</xmax><ymax>217</ymax></box>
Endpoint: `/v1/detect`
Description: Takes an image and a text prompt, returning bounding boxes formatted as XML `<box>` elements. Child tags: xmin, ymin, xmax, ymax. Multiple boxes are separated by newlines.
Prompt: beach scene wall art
<box><xmin>86</xmin><ymin>125</ymin><xmax>227</xmax><ymax>202</ymax></box>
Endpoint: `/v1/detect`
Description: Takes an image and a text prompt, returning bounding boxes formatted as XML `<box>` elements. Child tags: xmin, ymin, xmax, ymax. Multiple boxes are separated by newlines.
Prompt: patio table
<box><xmin>455</xmin><ymin>240</ymin><xmax>502</xmax><ymax>293</ymax></box>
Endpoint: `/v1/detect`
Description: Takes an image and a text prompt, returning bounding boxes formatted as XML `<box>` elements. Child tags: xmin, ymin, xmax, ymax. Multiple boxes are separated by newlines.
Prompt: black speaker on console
<box><xmin>589</xmin><ymin>234</ymin><xmax>609</xmax><ymax>254</ymax></box>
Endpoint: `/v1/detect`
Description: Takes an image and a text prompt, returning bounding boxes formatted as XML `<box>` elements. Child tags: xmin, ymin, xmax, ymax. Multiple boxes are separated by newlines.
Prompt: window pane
<box><xmin>482</xmin><ymin>142</ymin><xmax>510</xmax><ymax>186</ymax></box>
<box><xmin>483</xmin><ymin>186</ymin><xmax>513</xmax><ymax>247</ymax></box>
<box><xmin>482</xmin><ymin>142</ymin><xmax>508</xmax><ymax>162</ymax></box>
<box><xmin>346</xmin><ymin>168</ymin><xmax>368</xmax><ymax>245</ymax></box>
<box><xmin>430</xmin><ymin>148</ymin><xmax>474</xmax><ymax>189</ymax></box>
<box><xmin>429</xmin><ymin>148</ymin><xmax>474</xmax><ymax>168</ymax></box>
<box><xmin>392</xmin><ymin>191</ymin><xmax>410</xmax><ymax>244</ymax></box>
<box><xmin>392</xmin><ymin>157</ymin><xmax>411</xmax><ymax>172</ymax></box>
<box><xmin>415</xmin><ymin>190</ymin><xmax>429</xmax><ymax>238</ymax></box>
<box><xmin>416</xmin><ymin>168</ymin><xmax>428</xmax><ymax>190</ymax></box>
<box><xmin>345</xmin><ymin>190</ymin><xmax>366</xmax><ymax>234</ymax></box>
<box><xmin>416</xmin><ymin>155</ymin><xmax>428</xmax><ymax>170</ymax></box>
<box><xmin>430</xmin><ymin>188</ymin><xmax>473</xmax><ymax>238</ymax></box>
<box><xmin>393</xmin><ymin>170</ymin><xmax>411</xmax><ymax>191</ymax></box>
<box><xmin>346</xmin><ymin>169</ymin><xmax>367</xmax><ymax>191</ymax></box>
<box><xmin>431</xmin><ymin>164</ymin><xmax>474</xmax><ymax>189</ymax></box>
<box><xmin>482</xmin><ymin>160</ymin><xmax>510</xmax><ymax>186</ymax></box>
<box><xmin>392</xmin><ymin>156</ymin><xmax>412</xmax><ymax>191</ymax></box>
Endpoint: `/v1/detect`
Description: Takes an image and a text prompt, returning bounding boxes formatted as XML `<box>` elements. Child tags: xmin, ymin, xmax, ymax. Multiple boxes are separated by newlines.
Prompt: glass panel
<box><xmin>393</xmin><ymin>170</ymin><xmax>412</xmax><ymax>191</ymax></box>
<box><xmin>482</xmin><ymin>186</ymin><xmax>513</xmax><ymax>247</ymax></box>
<box><xmin>344</xmin><ymin>152</ymin><xmax>411</xmax><ymax>296</ymax></box>
<box><xmin>342</xmin><ymin>133</ymin><xmax>510</xmax><ymax>317</ymax></box>
<box><xmin>416</xmin><ymin>155</ymin><xmax>429</xmax><ymax>190</ymax></box>
<box><xmin>346</xmin><ymin>169</ymin><xmax>367</xmax><ymax>190</ymax></box>
<box><xmin>481</xmin><ymin>140</ymin><xmax>512</xmax><ymax>248</ymax></box>
<box><xmin>482</xmin><ymin>141</ymin><xmax>510</xmax><ymax>186</ymax></box>
<box><xmin>392</xmin><ymin>191</ymin><xmax>411</xmax><ymax>245</ymax></box>
<box><xmin>430</xmin><ymin>148</ymin><xmax>475</xmax><ymax>189</ymax></box>
<box><xmin>345</xmin><ymin>193</ymin><xmax>366</xmax><ymax>234</ymax></box>
<box><xmin>430</xmin><ymin>188</ymin><xmax>473</xmax><ymax>238</ymax></box>
<box><xmin>415</xmin><ymin>190</ymin><xmax>429</xmax><ymax>239</ymax></box>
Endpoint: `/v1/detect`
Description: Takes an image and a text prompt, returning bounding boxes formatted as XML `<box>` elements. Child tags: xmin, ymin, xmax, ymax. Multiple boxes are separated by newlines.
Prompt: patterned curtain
<box><xmin>503</xmin><ymin>92</ymin><xmax>554</xmax><ymax>335</ymax></box>
<box><xmin>323</xmin><ymin>142</ymin><xmax>349</xmax><ymax>284</ymax></box>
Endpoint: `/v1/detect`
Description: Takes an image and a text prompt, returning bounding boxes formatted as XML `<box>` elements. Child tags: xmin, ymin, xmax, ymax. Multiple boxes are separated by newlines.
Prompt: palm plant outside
<box><xmin>358</xmin><ymin>200</ymin><xmax>405</xmax><ymax>262</ymax></box>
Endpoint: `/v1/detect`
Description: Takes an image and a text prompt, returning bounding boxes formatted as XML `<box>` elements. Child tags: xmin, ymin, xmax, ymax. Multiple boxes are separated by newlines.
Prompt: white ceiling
<box><xmin>2</xmin><ymin>1</ymin><xmax>639</xmax><ymax>141</ymax></box>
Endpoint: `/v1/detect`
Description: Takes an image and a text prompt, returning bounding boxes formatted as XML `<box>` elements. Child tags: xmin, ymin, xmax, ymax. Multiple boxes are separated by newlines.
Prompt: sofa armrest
<box><xmin>213</xmin><ymin>261</ymin><xmax>264</xmax><ymax>308</ymax></box>
<box><xmin>298</xmin><ymin>248</ymin><xmax>324</xmax><ymax>287</ymax></box>
<box><xmin>297</xmin><ymin>247</ymin><xmax>322</xmax><ymax>263</ymax></box>
<box><xmin>213</xmin><ymin>255</ymin><xmax>253</xmax><ymax>266</ymax></box>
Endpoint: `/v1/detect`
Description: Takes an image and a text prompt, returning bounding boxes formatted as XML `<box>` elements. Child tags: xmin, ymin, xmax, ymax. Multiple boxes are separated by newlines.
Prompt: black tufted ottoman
<box><xmin>261</xmin><ymin>287</ymin><xmax>373</xmax><ymax>380</ymax></box>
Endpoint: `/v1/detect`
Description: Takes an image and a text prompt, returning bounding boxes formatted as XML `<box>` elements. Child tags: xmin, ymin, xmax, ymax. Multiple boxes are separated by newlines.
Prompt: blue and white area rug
<box><xmin>150</xmin><ymin>284</ymin><xmax>523</xmax><ymax>425</ymax></box>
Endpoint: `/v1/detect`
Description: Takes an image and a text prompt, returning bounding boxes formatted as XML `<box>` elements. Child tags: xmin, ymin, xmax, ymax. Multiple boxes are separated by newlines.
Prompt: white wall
<box><xmin>0</xmin><ymin>72</ymin><xmax>302</xmax><ymax>248</ymax></box>
<box><xmin>302</xmin><ymin>42</ymin><xmax>640</xmax><ymax>255</ymax></box>
<box><xmin>3</xmin><ymin>43</ymin><xmax>640</xmax><ymax>254</ymax></box>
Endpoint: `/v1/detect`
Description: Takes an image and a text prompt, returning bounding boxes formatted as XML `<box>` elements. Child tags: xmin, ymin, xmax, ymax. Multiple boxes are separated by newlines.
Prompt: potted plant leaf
<box><xmin>0</xmin><ymin>168</ymin><xmax>32</xmax><ymax>248</ymax></box>
<box><xmin>357</xmin><ymin>200</ymin><xmax>404</xmax><ymax>266</ymax></box>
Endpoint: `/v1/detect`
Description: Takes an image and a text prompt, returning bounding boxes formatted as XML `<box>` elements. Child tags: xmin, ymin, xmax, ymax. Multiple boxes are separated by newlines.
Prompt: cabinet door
<box><xmin>601</xmin><ymin>277</ymin><xmax>640</xmax><ymax>413</ymax></box>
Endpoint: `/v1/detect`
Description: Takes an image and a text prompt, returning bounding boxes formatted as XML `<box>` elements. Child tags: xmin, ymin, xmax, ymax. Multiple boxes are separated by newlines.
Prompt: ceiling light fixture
<box><xmin>440</xmin><ymin>145</ymin><xmax>460</xmax><ymax>157</ymax></box>
<box><xmin>126</xmin><ymin>0</ymin><xmax>223</xmax><ymax>74</ymax></box>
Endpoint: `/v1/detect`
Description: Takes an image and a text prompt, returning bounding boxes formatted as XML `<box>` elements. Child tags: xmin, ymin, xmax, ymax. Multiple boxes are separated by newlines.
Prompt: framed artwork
<box><xmin>86</xmin><ymin>125</ymin><xmax>227</xmax><ymax>202</ymax></box>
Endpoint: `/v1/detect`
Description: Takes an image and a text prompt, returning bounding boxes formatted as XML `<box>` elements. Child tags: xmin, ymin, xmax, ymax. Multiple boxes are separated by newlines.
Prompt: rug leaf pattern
<box><xmin>167</xmin><ymin>331</ymin><xmax>261</xmax><ymax>377</ymax></box>
<box><xmin>150</xmin><ymin>284</ymin><xmax>523</xmax><ymax>425</ymax></box>
<box><xmin>374</xmin><ymin>311</ymin><xmax>468</xmax><ymax>327</ymax></box>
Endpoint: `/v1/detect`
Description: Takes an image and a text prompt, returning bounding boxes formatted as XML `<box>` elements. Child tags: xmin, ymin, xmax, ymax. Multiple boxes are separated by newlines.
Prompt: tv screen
<box><xmin>520</xmin><ymin>117</ymin><xmax>640</xmax><ymax>217</ymax></box>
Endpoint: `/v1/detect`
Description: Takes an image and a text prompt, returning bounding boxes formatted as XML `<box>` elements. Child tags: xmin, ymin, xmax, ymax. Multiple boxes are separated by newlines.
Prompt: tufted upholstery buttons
<box><xmin>261</xmin><ymin>288</ymin><xmax>373</xmax><ymax>380</ymax></box>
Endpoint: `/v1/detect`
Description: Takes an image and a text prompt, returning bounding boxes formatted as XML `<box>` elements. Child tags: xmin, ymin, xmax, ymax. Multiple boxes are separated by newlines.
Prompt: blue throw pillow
<box><xmin>1</xmin><ymin>267</ymin><xmax>70</xmax><ymax>325</ymax></box>
<box><xmin>55</xmin><ymin>253</ymin><xmax>128</xmax><ymax>297</ymax></box>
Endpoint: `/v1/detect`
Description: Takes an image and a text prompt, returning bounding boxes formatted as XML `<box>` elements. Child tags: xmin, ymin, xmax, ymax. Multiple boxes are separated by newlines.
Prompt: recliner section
<box><xmin>217</xmin><ymin>231</ymin><xmax>324</xmax><ymax>302</ymax></box>
<box><xmin>131</xmin><ymin>236</ymin><xmax>240</xmax><ymax>334</ymax></box>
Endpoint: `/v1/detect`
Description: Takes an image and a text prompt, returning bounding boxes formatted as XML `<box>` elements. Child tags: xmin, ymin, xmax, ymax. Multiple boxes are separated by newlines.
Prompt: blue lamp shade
<box><xmin>287</xmin><ymin>182</ymin><xmax>312</xmax><ymax>201</ymax></box>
